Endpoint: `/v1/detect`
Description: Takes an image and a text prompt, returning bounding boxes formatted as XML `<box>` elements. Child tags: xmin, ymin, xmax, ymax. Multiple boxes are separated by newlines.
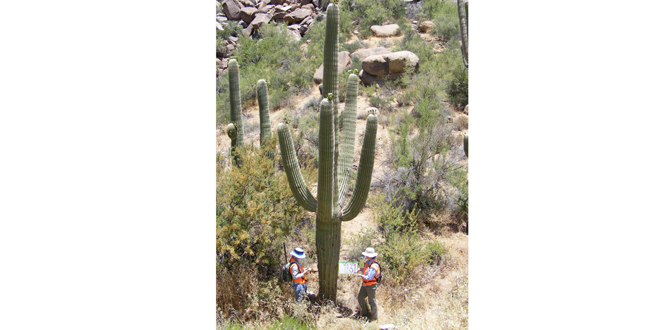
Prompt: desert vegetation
<box><xmin>217</xmin><ymin>0</ymin><xmax>468</xmax><ymax>328</ymax></box>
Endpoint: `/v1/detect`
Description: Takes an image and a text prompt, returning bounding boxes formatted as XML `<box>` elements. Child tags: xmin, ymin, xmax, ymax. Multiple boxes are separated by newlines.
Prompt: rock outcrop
<box><xmin>359</xmin><ymin>51</ymin><xmax>419</xmax><ymax>84</ymax></box>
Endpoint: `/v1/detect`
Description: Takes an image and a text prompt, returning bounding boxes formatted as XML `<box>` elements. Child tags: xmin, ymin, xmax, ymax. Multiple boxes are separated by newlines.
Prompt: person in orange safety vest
<box><xmin>355</xmin><ymin>247</ymin><xmax>380</xmax><ymax>321</ymax></box>
<box><xmin>289</xmin><ymin>247</ymin><xmax>311</xmax><ymax>303</ymax></box>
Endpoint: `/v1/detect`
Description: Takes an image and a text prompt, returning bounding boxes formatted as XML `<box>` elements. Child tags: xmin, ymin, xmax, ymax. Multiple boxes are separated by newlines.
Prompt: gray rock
<box><xmin>287</xmin><ymin>29</ymin><xmax>302</xmax><ymax>42</ymax></box>
<box><xmin>370</xmin><ymin>24</ymin><xmax>400</xmax><ymax>37</ymax></box>
<box><xmin>350</xmin><ymin>46</ymin><xmax>391</xmax><ymax>62</ymax></box>
<box><xmin>216</xmin><ymin>22</ymin><xmax>224</xmax><ymax>31</ymax></box>
<box><xmin>387</xmin><ymin>51</ymin><xmax>419</xmax><ymax>74</ymax></box>
<box><xmin>313</xmin><ymin>51</ymin><xmax>352</xmax><ymax>84</ymax></box>
<box><xmin>240</xmin><ymin>7</ymin><xmax>258</xmax><ymax>24</ymax></box>
<box><xmin>239</xmin><ymin>0</ymin><xmax>256</xmax><ymax>7</ymax></box>
<box><xmin>222</xmin><ymin>0</ymin><xmax>242</xmax><ymax>20</ymax></box>
<box><xmin>419</xmin><ymin>21</ymin><xmax>435</xmax><ymax>33</ymax></box>
<box><xmin>285</xmin><ymin>8</ymin><xmax>312</xmax><ymax>23</ymax></box>
<box><xmin>362</xmin><ymin>54</ymin><xmax>389</xmax><ymax>76</ymax></box>
<box><xmin>228</xmin><ymin>36</ymin><xmax>239</xmax><ymax>43</ymax></box>
<box><xmin>216</xmin><ymin>15</ymin><xmax>228</xmax><ymax>23</ymax></box>
<box><xmin>250</xmin><ymin>13</ymin><xmax>272</xmax><ymax>30</ymax></box>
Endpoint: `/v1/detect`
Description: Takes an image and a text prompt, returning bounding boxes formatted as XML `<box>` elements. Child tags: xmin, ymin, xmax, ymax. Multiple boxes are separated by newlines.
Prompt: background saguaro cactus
<box><xmin>277</xmin><ymin>3</ymin><xmax>378</xmax><ymax>302</ymax></box>
<box><xmin>457</xmin><ymin>0</ymin><xmax>468</xmax><ymax>68</ymax></box>
<box><xmin>227</xmin><ymin>58</ymin><xmax>244</xmax><ymax>166</ymax></box>
<box><xmin>257</xmin><ymin>79</ymin><xmax>271</xmax><ymax>146</ymax></box>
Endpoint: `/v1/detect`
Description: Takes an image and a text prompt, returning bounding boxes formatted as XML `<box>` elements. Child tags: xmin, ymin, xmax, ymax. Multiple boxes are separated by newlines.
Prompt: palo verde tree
<box><xmin>277</xmin><ymin>3</ymin><xmax>378</xmax><ymax>302</ymax></box>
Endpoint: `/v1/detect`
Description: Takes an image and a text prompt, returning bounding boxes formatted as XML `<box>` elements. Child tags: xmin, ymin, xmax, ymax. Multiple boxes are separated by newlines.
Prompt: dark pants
<box><xmin>291</xmin><ymin>282</ymin><xmax>308</xmax><ymax>303</ymax></box>
<box><xmin>358</xmin><ymin>284</ymin><xmax>378</xmax><ymax>320</ymax></box>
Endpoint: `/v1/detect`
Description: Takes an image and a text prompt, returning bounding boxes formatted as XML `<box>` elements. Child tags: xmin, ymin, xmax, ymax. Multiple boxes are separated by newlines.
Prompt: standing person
<box><xmin>355</xmin><ymin>247</ymin><xmax>380</xmax><ymax>321</ymax></box>
<box><xmin>289</xmin><ymin>247</ymin><xmax>311</xmax><ymax>303</ymax></box>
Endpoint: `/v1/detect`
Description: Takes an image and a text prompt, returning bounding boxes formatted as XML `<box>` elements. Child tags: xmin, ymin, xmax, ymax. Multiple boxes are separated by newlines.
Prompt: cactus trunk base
<box><xmin>316</xmin><ymin>218</ymin><xmax>341</xmax><ymax>302</ymax></box>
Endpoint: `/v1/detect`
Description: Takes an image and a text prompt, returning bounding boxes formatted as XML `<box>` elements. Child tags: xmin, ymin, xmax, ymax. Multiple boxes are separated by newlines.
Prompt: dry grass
<box><xmin>454</xmin><ymin>114</ymin><xmax>468</xmax><ymax>131</ymax></box>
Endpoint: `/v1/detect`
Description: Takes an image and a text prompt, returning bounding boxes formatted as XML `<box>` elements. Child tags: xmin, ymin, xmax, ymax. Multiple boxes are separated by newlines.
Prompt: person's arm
<box><xmin>357</xmin><ymin>267</ymin><xmax>376</xmax><ymax>280</ymax></box>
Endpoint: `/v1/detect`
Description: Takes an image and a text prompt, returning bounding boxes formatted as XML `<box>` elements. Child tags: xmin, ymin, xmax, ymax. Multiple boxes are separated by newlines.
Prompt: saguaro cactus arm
<box><xmin>257</xmin><ymin>79</ymin><xmax>271</xmax><ymax>146</ymax></box>
<box><xmin>338</xmin><ymin>72</ymin><xmax>359</xmax><ymax>204</ymax></box>
<box><xmin>277</xmin><ymin>123</ymin><xmax>318</xmax><ymax>212</ymax></box>
<box><xmin>318</xmin><ymin>97</ymin><xmax>336</xmax><ymax>221</ymax></box>
<box><xmin>341</xmin><ymin>114</ymin><xmax>378</xmax><ymax>221</ymax></box>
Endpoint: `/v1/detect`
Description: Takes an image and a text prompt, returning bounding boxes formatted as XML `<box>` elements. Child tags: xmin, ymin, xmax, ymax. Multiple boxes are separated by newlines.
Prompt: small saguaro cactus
<box><xmin>277</xmin><ymin>3</ymin><xmax>378</xmax><ymax>302</ymax></box>
<box><xmin>256</xmin><ymin>79</ymin><xmax>272</xmax><ymax>146</ymax></box>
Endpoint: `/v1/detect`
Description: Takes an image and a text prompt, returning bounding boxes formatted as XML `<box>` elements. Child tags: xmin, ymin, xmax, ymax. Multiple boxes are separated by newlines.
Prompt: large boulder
<box><xmin>361</xmin><ymin>54</ymin><xmax>389</xmax><ymax>76</ymax></box>
<box><xmin>360</xmin><ymin>51</ymin><xmax>419</xmax><ymax>84</ymax></box>
<box><xmin>350</xmin><ymin>46</ymin><xmax>391</xmax><ymax>62</ymax></box>
<box><xmin>370</xmin><ymin>24</ymin><xmax>400</xmax><ymax>37</ymax></box>
<box><xmin>240</xmin><ymin>7</ymin><xmax>258</xmax><ymax>24</ymax></box>
<box><xmin>387</xmin><ymin>51</ymin><xmax>419</xmax><ymax>74</ymax></box>
<box><xmin>284</xmin><ymin>8</ymin><xmax>312</xmax><ymax>23</ymax></box>
<box><xmin>222</xmin><ymin>0</ymin><xmax>242</xmax><ymax>20</ymax></box>
<box><xmin>313</xmin><ymin>51</ymin><xmax>352</xmax><ymax>84</ymax></box>
<box><xmin>419</xmin><ymin>20</ymin><xmax>435</xmax><ymax>33</ymax></box>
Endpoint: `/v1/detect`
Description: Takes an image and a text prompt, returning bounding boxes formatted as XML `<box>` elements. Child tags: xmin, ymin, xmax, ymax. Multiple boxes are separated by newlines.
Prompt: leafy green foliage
<box><xmin>341</xmin><ymin>0</ymin><xmax>407</xmax><ymax>39</ymax></box>
<box><xmin>216</xmin><ymin>139</ymin><xmax>312</xmax><ymax>270</ymax></box>
<box><xmin>368</xmin><ymin>193</ymin><xmax>448</xmax><ymax>285</ymax></box>
<box><xmin>447</xmin><ymin>64</ymin><xmax>468</xmax><ymax>109</ymax></box>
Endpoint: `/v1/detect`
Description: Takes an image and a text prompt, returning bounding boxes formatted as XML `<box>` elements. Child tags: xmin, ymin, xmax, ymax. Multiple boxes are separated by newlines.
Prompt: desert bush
<box><xmin>216</xmin><ymin>139</ymin><xmax>313</xmax><ymax>271</ymax></box>
<box><xmin>341</xmin><ymin>0</ymin><xmax>407</xmax><ymax>39</ymax></box>
<box><xmin>341</xmin><ymin>39</ymin><xmax>367</xmax><ymax>54</ymax></box>
<box><xmin>447</xmin><ymin>64</ymin><xmax>468</xmax><ymax>109</ymax></box>
<box><xmin>368</xmin><ymin>193</ymin><xmax>448</xmax><ymax>285</ymax></box>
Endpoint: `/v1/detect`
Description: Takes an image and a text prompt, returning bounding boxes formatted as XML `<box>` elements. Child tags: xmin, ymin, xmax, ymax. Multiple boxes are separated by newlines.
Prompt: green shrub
<box><xmin>341</xmin><ymin>0</ymin><xmax>407</xmax><ymax>39</ymax></box>
<box><xmin>369</xmin><ymin>193</ymin><xmax>447</xmax><ymax>285</ymax></box>
<box><xmin>216</xmin><ymin>139</ymin><xmax>312</xmax><ymax>271</ymax></box>
<box><xmin>447</xmin><ymin>64</ymin><xmax>468</xmax><ymax>109</ymax></box>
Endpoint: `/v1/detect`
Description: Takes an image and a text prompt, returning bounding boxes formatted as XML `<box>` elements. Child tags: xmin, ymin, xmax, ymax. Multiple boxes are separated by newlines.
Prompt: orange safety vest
<box><xmin>362</xmin><ymin>258</ymin><xmax>380</xmax><ymax>286</ymax></box>
<box><xmin>290</xmin><ymin>257</ymin><xmax>306</xmax><ymax>284</ymax></box>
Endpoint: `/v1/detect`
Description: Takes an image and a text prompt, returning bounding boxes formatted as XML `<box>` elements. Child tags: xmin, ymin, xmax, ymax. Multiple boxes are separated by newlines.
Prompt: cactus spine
<box><xmin>277</xmin><ymin>3</ymin><xmax>378</xmax><ymax>302</ymax></box>
<box><xmin>228</xmin><ymin>59</ymin><xmax>244</xmax><ymax>166</ymax></box>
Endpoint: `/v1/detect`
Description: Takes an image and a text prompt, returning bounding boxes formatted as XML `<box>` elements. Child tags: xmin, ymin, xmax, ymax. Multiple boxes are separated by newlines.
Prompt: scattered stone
<box><xmin>258</xmin><ymin>4</ymin><xmax>275</xmax><ymax>15</ymax></box>
<box><xmin>350</xmin><ymin>46</ymin><xmax>391</xmax><ymax>62</ymax></box>
<box><xmin>239</xmin><ymin>0</ymin><xmax>256</xmax><ymax>7</ymax></box>
<box><xmin>240</xmin><ymin>7</ymin><xmax>258</xmax><ymax>24</ymax></box>
<box><xmin>419</xmin><ymin>20</ymin><xmax>435</xmax><ymax>33</ymax></box>
<box><xmin>222</xmin><ymin>0</ymin><xmax>242</xmax><ymax>20</ymax></box>
<box><xmin>313</xmin><ymin>51</ymin><xmax>352</xmax><ymax>84</ymax></box>
<box><xmin>228</xmin><ymin>36</ymin><xmax>239</xmax><ymax>43</ymax></box>
<box><xmin>216</xmin><ymin>15</ymin><xmax>228</xmax><ymax>23</ymax></box>
<box><xmin>250</xmin><ymin>13</ymin><xmax>272</xmax><ymax>30</ymax></box>
<box><xmin>242</xmin><ymin>24</ymin><xmax>254</xmax><ymax>37</ymax></box>
<box><xmin>287</xmin><ymin>29</ymin><xmax>302</xmax><ymax>42</ymax></box>
<box><xmin>216</xmin><ymin>22</ymin><xmax>224</xmax><ymax>31</ymax></box>
<box><xmin>284</xmin><ymin>8</ymin><xmax>312</xmax><ymax>23</ymax></box>
<box><xmin>370</xmin><ymin>24</ymin><xmax>400</xmax><ymax>37</ymax></box>
<box><xmin>464</xmin><ymin>104</ymin><xmax>469</xmax><ymax>115</ymax></box>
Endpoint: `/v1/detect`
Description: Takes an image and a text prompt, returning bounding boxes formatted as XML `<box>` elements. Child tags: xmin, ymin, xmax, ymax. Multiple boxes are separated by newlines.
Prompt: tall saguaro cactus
<box><xmin>226</xmin><ymin>59</ymin><xmax>244</xmax><ymax>166</ymax></box>
<box><xmin>277</xmin><ymin>3</ymin><xmax>378</xmax><ymax>302</ymax></box>
<box><xmin>457</xmin><ymin>0</ymin><xmax>469</xmax><ymax>68</ymax></box>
